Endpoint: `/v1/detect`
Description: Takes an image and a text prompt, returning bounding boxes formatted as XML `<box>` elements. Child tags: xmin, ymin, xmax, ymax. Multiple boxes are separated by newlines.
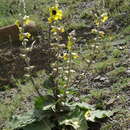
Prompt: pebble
<box><xmin>126</xmin><ymin>68</ymin><xmax>130</xmax><ymax>76</ymax></box>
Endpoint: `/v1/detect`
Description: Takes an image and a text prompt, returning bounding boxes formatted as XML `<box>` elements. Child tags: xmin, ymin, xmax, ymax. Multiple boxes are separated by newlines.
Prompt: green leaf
<box><xmin>33</xmin><ymin>109</ymin><xmax>53</xmax><ymax>121</ymax></box>
<box><xmin>35</xmin><ymin>96</ymin><xmax>44</xmax><ymax>110</ymax></box>
<box><xmin>60</xmin><ymin>118</ymin><xmax>88</xmax><ymax>130</ymax></box>
<box><xmin>85</xmin><ymin>110</ymin><xmax>114</xmax><ymax>122</ymax></box>
<box><xmin>34</xmin><ymin>95</ymin><xmax>55</xmax><ymax>110</ymax></box>
<box><xmin>73</xmin><ymin>102</ymin><xmax>95</xmax><ymax>110</ymax></box>
<box><xmin>79</xmin><ymin>119</ymin><xmax>88</xmax><ymax>130</ymax></box>
<box><xmin>43</xmin><ymin>79</ymin><xmax>53</xmax><ymax>89</ymax></box>
<box><xmin>8</xmin><ymin>110</ymin><xmax>36</xmax><ymax>129</ymax></box>
<box><xmin>9</xmin><ymin>110</ymin><xmax>54</xmax><ymax>130</ymax></box>
<box><xmin>23</xmin><ymin>120</ymin><xmax>54</xmax><ymax>130</ymax></box>
<box><xmin>59</xmin><ymin>107</ymin><xmax>88</xmax><ymax>130</ymax></box>
<box><xmin>60</xmin><ymin>118</ymin><xmax>81</xmax><ymax>129</ymax></box>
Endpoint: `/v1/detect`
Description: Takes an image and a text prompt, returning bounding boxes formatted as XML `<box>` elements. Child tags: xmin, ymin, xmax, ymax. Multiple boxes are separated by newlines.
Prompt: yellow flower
<box><xmin>91</xmin><ymin>29</ymin><xmax>98</xmax><ymax>33</ymax></box>
<box><xmin>95</xmin><ymin>20</ymin><xmax>100</xmax><ymax>26</ymax></box>
<box><xmin>48</xmin><ymin>6</ymin><xmax>63</xmax><ymax>23</ymax></box>
<box><xmin>24</xmin><ymin>19</ymin><xmax>31</xmax><ymax>25</ymax></box>
<box><xmin>101</xmin><ymin>13</ymin><xmax>108</xmax><ymax>23</ymax></box>
<box><xmin>71</xmin><ymin>52</ymin><xmax>79</xmax><ymax>59</ymax></box>
<box><xmin>18</xmin><ymin>27</ymin><xmax>23</xmax><ymax>33</ymax></box>
<box><xmin>51</xmin><ymin>26</ymin><xmax>65</xmax><ymax>33</ymax></box>
<box><xmin>15</xmin><ymin>20</ymin><xmax>20</xmax><ymax>28</ymax></box>
<box><xmin>59</xmin><ymin>27</ymin><xmax>65</xmax><ymax>33</ymax></box>
<box><xmin>19</xmin><ymin>33</ymin><xmax>24</xmax><ymax>41</ymax></box>
<box><xmin>23</xmin><ymin>15</ymin><xmax>31</xmax><ymax>25</ymax></box>
<box><xmin>84</xmin><ymin>110</ymin><xmax>91</xmax><ymax>118</ymax></box>
<box><xmin>25</xmin><ymin>32</ymin><xmax>31</xmax><ymax>39</ymax></box>
<box><xmin>48</xmin><ymin>17</ymin><xmax>53</xmax><ymax>23</ymax></box>
<box><xmin>19</xmin><ymin>32</ymin><xmax>31</xmax><ymax>41</ymax></box>
<box><xmin>51</xmin><ymin>27</ymin><xmax>57</xmax><ymax>33</ymax></box>
<box><xmin>62</xmin><ymin>53</ymin><xmax>69</xmax><ymax>60</ymax></box>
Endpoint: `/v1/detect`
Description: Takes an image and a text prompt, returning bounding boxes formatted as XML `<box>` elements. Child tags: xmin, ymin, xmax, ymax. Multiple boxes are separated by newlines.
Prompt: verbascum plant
<box><xmin>9</xmin><ymin>2</ymin><xmax>114</xmax><ymax>130</ymax></box>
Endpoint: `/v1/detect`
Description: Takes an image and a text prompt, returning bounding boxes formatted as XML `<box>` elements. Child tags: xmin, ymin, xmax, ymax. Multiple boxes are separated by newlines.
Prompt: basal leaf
<box><xmin>74</xmin><ymin>102</ymin><xmax>95</xmax><ymax>110</ymax></box>
<box><xmin>8</xmin><ymin>110</ymin><xmax>36</xmax><ymax>129</ymax></box>
<box><xmin>60</xmin><ymin>118</ymin><xmax>81</xmax><ymax>129</ymax></box>
<box><xmin>60</xmin><ymin>118</ymin><xmax>88</xmax><ymax>130</ymax></box>
<box><xmin>34</xmin><ymin>95</ymin><xmax>55</xmax><ymax>110</ymax></box>
<box><xmin>85</xmin><ymin>110</ymin><xmax>114</xmax><ymax>122</ymax></box>
<box><xmin>9</xmin><ymin>110</ymin><xmax>54</xmax><ymax>130</ymax></box>
<box><xmin>59</xmin><ymin>107</ymin><xmax>88</xmax><ymax>130</ymax></box>
<box><xmin>23</xmin><ymin>120</ymin><xmax>54</xmax><ymax>130</ymax></box>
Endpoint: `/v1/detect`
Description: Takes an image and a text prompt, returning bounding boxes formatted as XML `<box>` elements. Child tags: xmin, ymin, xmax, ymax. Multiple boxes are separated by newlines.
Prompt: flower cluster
<box><xmin>91</xmin><ymin>28</ymin><xmax>105</xmax><ymax>37</ymax></box>
<box><xmin>51</xmin><ymin>26</ymin><xmax>65</xmax><ymax>41</ymax></box>
<box><xmin>51</xmin><ymin>26</ymin><xmax>64</xmax><ymax>33</ymax></box>
<box><xmin>19</xmin><ymin>32</ymin><xmax>31</xmax><ymax>41</ymax></box>
<box><xmin>48</xmin><ymin>4</ymin><xmax>78</xmax><ymax>88</ymax></box>
<box><xmin>62</xmin><ymin>52</ymin><xmax>79</xmax><ymax>60</ymax></box>
<box><xmin>101</xmin><ymin>13</ymin><xmax>108</xmax><ymax>23</ymax></box>
<box><xmin>95</xmin><ymin>12</ymin><xmax>108</xmax><ymax>26</ymax></box>
<box><xmin>23</xmin><ymin>15</ymin><xmax>32</xmax><ymax>25</ymax></box>
<box><xmin>91</xmin><ymin>13</ymin><xmax>108</xmax><ymax>38</ymax></box>
<box><xmin>15</xmin><ymin>15</ymin><xmax>32</xmax><ymax>41</ymax></box>
<box><xmin>48</xmin><ymin>5</ymin><xmax>63</xmax><ymax>23</ymax></box>
<box><xmin>61</xmin><ymin>31</ymin><xmax>79</xmax><ymax>84</ymax></box>
<box><xmin>15</xmin><ymin>16</ymin><xmax>35</xmax><ymax>78</ymax></box>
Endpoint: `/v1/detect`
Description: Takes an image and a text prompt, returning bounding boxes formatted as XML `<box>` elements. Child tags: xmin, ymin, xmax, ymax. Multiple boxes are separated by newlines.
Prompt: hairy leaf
<box><xmin>34</xmin><ymin>95</ymin><xmax>55</xmax><ymax>110</ymax></box>
<box><xmin>23</xmin><ymin>120</ymin><xmax>54</xmax><ymax>130</ymax></box>
<box><xmin>8</xmin><ymin>110</ymin><xmax>36</xmax><ymax>129</ymax></box>
<box><xmin>59</xmin><ymin>107</ymin><xmax>88</xmax><ymax>130</ymax></box>
<box><xmin>85</xmin><ymin>110</ymin><xmax>114</xmax><ymax>122</ymax></box>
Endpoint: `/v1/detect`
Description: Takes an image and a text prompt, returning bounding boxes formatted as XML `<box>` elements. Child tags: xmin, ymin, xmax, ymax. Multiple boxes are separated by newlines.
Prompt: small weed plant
<box><xmin>8</xmin><ymin>1</ymin><xmax>114</xmax><ymax>130</ymax></box>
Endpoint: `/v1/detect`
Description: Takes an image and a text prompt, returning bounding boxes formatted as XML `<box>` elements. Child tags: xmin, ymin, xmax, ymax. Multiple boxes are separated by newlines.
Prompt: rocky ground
<box><xmin>0</xmin><ymin>0</ymin><xmax>130</xmax><ymax>130</ymax></box>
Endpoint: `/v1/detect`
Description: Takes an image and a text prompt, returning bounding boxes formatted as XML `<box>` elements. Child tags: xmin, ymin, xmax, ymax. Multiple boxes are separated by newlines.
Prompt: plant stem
<box><xmin>67</xmin><ymin>51</ymin><xmax>72</xmax><ymax>88</ymax></box>
<box><xmin>30</xmin><ymin>77</ymin><xmax>43</xmax><ymax>97</ymax></box>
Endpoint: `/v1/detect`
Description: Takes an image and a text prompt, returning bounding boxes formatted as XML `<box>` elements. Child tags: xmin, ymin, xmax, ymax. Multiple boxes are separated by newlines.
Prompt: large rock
<box><xmin>0</xmin><ymin>22</ymin><xmax>40</xmax><ymax>46</ymax></box>
<box><xmin>0</xmin><ymin>24</ymin><xmax>19</xmax><ymax>44</ymax></box>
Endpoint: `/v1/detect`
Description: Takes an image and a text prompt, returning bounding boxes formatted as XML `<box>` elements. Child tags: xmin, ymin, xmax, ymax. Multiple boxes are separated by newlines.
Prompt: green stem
<box><xmin>22</xmin><ymin>41</ymin><xmax>42</xmax><ymax>97</ymax></box>
<box><xmin>30</xmin><ymin>77</ymin><xmax>43</xmax><ymax>97</ymax></box>
<box><xmin>48</xmin><ymin>24</ymin><xmax>51</xmax><ymax>47</ymax></box>
<box><xmin>67</xmin><ymin>51</ymin><xmax>72</xmax><ymax>88</ymax></box>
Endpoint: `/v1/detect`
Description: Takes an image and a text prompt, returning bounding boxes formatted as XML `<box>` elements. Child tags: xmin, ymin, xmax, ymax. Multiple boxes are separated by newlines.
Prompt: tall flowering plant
<box><xmin>9</xmin><ymin>2</ymin><xmax>114</xmax><ymax>130</ymax></box>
